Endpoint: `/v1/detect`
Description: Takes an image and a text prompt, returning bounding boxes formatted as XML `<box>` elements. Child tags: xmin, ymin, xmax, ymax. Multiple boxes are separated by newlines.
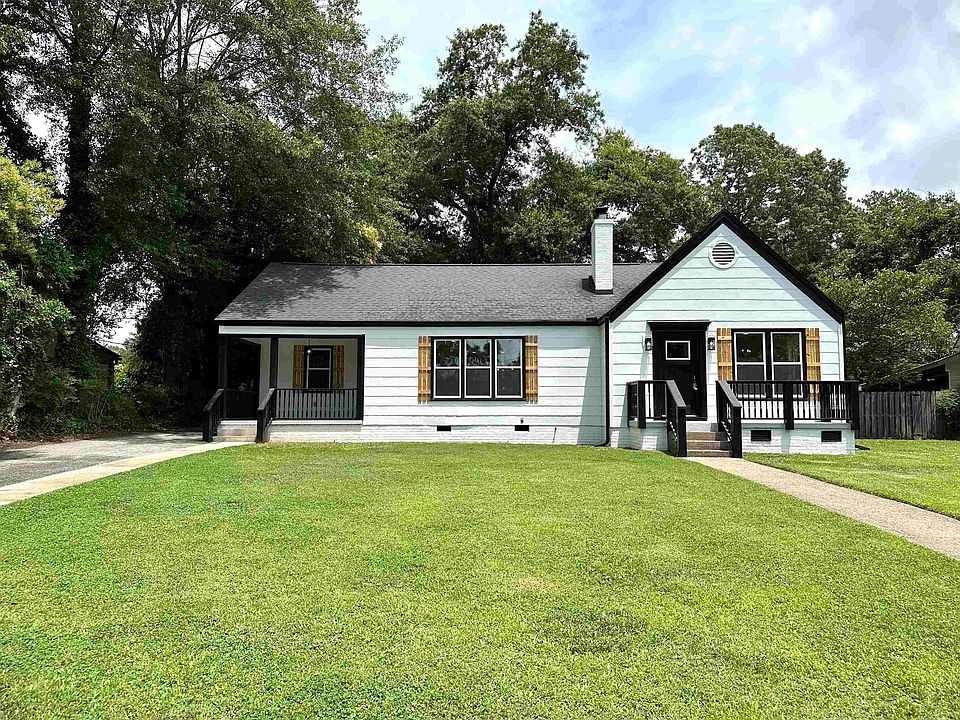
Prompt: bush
<box><xmin>938</xmin><ymin>389</ymin><xmax>960</xmax><ymax>439</ymax></box>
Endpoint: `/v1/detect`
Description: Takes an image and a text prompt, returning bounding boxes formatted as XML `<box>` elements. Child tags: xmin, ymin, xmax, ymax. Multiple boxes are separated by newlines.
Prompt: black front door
<box><xmin>653</xmin><ymin>329</ymin><xmax>707</xmax><ymax>418</ymax></box>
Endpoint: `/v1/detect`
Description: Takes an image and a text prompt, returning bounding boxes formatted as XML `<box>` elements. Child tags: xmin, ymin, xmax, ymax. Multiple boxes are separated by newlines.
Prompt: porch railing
<box><xmin>202</xmin><ymin>389</ymin><xmax>224</xmax><ymax>442</ymax></box>
<box><xmin>716</xmin><ymin>380</ymin><xmax>743</xmax><ymax>458</ymax></box>
<box><xmin>223</xmin><ymin>389</ymin><xmax>258</xmax><ymax>419</ymax></box>
<box><xmin>257</xmin><ymin>388</ymin><xmax>276</xmax><ymax>443</ymax></box>
<box><xmin>728</xmin><ymin>381</ymin><xmax>860</xmax><ymax>430</ymax></box>
<box><xmin>275</xmin><ymin>388</ymin><xmax>360</xmax><ymax>421</ymax></box>
<box><xmin>625</xmin><ymin>379</ymin><xmax>687</xmax><ymax>457</ymax></box>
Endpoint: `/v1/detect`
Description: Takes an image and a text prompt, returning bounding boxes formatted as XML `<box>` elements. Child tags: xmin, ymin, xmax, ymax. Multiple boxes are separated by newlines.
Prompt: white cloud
<box><xmin>772</xmin><ymin>5</ymin><xmax>834</xmax><ymax>53</ymax></box>
<box><xmin>888</xmin><ymin>123</ymin><xmax>918</xmax><ymax>143</ymax></box>
<box><xmin>712</xmin><ymin>24</ymin><xmax>750</xmax><ymax>71</ymax></box>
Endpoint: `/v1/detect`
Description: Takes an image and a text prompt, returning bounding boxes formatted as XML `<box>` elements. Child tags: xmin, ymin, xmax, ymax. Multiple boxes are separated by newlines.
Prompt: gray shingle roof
<box><xmin>216</xmin><ymin>262</ymin><xmax>660</xmax><ymax>324</ymax></box>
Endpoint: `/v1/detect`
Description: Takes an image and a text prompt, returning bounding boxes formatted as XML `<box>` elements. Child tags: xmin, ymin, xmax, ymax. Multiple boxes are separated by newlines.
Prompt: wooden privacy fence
<box><xmin>858</xmin><ymin>391</ymin><xmax>944</xmax><ymax>439</ymax></box>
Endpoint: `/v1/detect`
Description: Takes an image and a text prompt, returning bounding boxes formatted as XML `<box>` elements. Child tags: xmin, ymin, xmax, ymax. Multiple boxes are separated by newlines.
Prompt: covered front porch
<box><xmin>203</xmin><ymin>335</ymin><xmax>365</xmax><ymax>441</ymax></box>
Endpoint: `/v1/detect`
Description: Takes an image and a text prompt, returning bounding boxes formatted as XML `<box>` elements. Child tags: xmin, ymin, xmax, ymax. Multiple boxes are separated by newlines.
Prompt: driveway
<box><xmin>0</xmin><ymin>432</ymin><xmax>204</xmax><ymax>488</ymax></box>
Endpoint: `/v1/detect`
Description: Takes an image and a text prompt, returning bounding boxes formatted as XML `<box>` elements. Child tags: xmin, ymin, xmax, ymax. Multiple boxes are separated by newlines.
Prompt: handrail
<box><xmin>202</xmin><ymin>388</ymin><xmax>224</xmax><ymax>442</ymax></box>
<box><xmin>716</xmin><ymin>380</ymin><xmax>743</xmax><ymax>458</ymax></box>
<box><xmin>664</xmin><ymin>380</ymin><xmax>688</xmax><ymax>457</ymax></box>
<box><xmin>256</xmin><ymin>388</ymin><xmax>276</xmax><ymax>444</ymax></box>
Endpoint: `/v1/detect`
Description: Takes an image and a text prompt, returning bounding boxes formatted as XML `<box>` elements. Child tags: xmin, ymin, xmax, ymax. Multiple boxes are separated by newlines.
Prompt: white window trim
<box><xmin>464</xmin><ymin>338</ymin><xmax>492</xmax><ymax>399</ymax></box>
<box><xmin>665</xmin><ymin>340</ymin><xmax>691</xmax><ymax>361</ymax></box>
<box><xmin>433</xmin><ymin>339</ymin><xmax>462</xmax><ymax>399</ymax></box>
<box><xmin>495</xmin><ymin>338</ymin><xmax>524</xmax><ymax>399</ymax></box>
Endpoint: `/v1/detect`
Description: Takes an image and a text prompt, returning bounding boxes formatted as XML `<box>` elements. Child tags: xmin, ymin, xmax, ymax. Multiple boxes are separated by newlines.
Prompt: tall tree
<box><xmin>690</xmin><ymin>124</ymin><xmax>853</xmax><ymax>276</ymax></box>
<box><xmin>411</xmin><ymin>12</ymin><xmax>602</xmax><ymax>261</ymax></box>
<box><xmin>839</xmin><ymin>190</ymin><xmax>960</xmax><ymax>326</ymax></box>
<box><xmin>821</xmin><ymin>270</ymin><xmax>955</xmax><ymax>386</ymax></box>
<box><xmin>505</xmin><ymin>130</ymin><xmax>700</xmax><ymax>263</ymax></box>
<box><xmin>0</xmin><ymin>152</ymin><xmax>71</xmax><ymax>433</ymax></box>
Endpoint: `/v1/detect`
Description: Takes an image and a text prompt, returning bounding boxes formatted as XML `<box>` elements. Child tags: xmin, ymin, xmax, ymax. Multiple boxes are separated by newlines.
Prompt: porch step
<box><xmin>687</xmin><ymin>431</ymin><xmax>731</xmax><ymax>458</ymax></box>
<box><xmin>687</xmin><ymin>449</ymin><xmax>731</xmax><ymax>458</ymax></box>
<box><xmin>687</xmin><ymin>431</ymin><xmax>725</xmax><ymax>441</ymax></box>
<box><xmin>687</xmin><ymin>439</ymin><xmax>727</xmax><ymax>451</ymax></box>
<box><xmin>217</xmin><ymin>421</ymin><xmax>256</xmax><ymax>441</ymax></box>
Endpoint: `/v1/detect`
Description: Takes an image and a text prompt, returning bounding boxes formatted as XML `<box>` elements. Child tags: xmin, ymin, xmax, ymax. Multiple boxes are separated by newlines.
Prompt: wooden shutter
<box><xmin>524</xmin><ymin>335</ymin><xmax>539</xmax><ymax>403</ymax></box>
<box><xmin>805</xmin><ymin>328</ymin><xmax>821</xmax><ymax>381</ymax></box>
<box><xmin>716</xmin><ymin>328</ymin><xmax>733</xmax><ymax>381</ymax></box>
<box><xmin>418</xmin><ymin>336</ymin><xmax>431</xmax><ymax>403</ymax></box>
<box><xmin>293</xmin><ymin>345</ymin><xmax>305</xmax><ymax>389</ymax></box>
<box><xmin>332</xmin><ymin>345</ymin><xmax>345</xmax><ymax>389</ymax></box>
<box><xmin>806</xmin><ymin>328</ymin><xmax>821</xmax><ymax>401</ymax></box>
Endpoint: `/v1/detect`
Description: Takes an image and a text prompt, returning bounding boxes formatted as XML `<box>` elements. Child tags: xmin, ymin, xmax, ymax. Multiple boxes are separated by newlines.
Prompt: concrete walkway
<box><xmin>0</xmin><ymin>438</ymin><xmax>249</xmax><ymax>506</ymax></box>
<box><xmin>694</xmin><ymin>457</ymin><xmax>960</xmax><ymax>560</ymax></box>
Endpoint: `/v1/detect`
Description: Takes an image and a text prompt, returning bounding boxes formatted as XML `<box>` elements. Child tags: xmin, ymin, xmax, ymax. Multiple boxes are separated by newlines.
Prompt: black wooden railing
<box><xmin>626</xmin><ymin>380</ymin><xmax>667</xmax><ymax>426</ymax></box>
<box><xmin>275</xmin><ymin>388</ymin><xmax>359</xmax><ymax>420</ymax></box>
<box><xmin>223</xmin><ymin>389</ymin><xmax>258</xmax><ymax>419</ymax></box>
<box><xmin>716</xmin><ymin>380</ymin><xmax>743</xmax><ymax>458</ymax></box>
<box><xmin>257</xmin><ymin>388</ymin><xmax>276</xmax><ymax>443</ymax></box>
<box><xmin>664</xmin><ymin>380</ymin><xmax>688</xmax><ymax>457</ymax></box>
<box><xmin>202</xmin><ymin>388</ymin><xmax>258</xmax><ymax>442</ymax></box>
<box><xmin>202</xmin><ymin>389</ymin><xmax>224</xmax><ymax>442</ymax></box>
<box><xmin>728</xmin><ymin>381</ymin><xmax>860</xmax><ymax>430</ymax></box>
<box><xmin>626</xmin><ymin>379</ymin><xmax>687</xmax><ymax>457</ymax></box>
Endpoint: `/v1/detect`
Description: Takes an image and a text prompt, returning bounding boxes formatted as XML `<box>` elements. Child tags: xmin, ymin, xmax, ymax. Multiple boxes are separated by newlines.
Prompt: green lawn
<box><xmin>1</xmin><ymin>443</ymin><xmax>958</xmax><ymax>719</ymax></box>
<box><xmin>750</xmin><ymin>439</ymin><xmax>960</xmax><ymax>520</ymax></box>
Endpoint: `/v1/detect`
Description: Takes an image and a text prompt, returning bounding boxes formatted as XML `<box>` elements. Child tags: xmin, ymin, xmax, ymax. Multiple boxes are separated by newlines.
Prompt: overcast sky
<box><xmin>359</xmin><ymin>0</ymin><xmax>960</xmax><ymax>198</ymax></box>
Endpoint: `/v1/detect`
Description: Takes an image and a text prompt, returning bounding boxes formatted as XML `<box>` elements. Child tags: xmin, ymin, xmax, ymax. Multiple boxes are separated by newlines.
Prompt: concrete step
<box><xmin>687</xmin><ymin>431</ymin><xmax>725</xmax><ymax>441</ymax></box>
<box><xmin>687</xmin><ymin>439</ymin><xmax>728</xmax><ymax>451</ymax></box>
<box><xmin>217</xmin><ymin>422</ymin><xmax>256</xmax><ymax>440</ymax></box>
<box><xmin>687</xmin><ymin>449</ymin><xmax>731</xmax><ymax>458</ymax></box>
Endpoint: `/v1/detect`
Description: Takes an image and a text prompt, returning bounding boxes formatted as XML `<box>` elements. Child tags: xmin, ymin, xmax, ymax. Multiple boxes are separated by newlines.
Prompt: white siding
<box><xmin>223</xmin><ymin>324</ymin><xmax>605</xmax><ymax>445</ymax></box>
<box><xmin>609</xmin><ymin>223</ymin><xmax>846</xmax><ymax>427</ymax></box>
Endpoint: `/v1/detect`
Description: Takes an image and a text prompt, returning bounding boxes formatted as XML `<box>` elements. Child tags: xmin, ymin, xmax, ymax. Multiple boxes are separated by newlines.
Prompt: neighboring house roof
<box><xmin>92</xmin><ymin>340</ymin><xmax>122</xmax><ymax>363</ymax></box>
<box><xmin>911</xmin><ymin>348</ymin><xmax>960</xmax><ymax>374</ymax></box>
<box><xmin>217</xmin><ymin>263</ymin><xmax>660</xmax><ymax>325</ymax></box>
<box><xmin>600</xmin><ymin>210</ymin><xmax>845</xmax><ymax>323</ymax></box>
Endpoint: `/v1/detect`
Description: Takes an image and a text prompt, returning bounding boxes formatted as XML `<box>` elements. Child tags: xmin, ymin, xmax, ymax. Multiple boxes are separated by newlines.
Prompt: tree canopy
<box><xmin>0</xmin><ymin>9</ymin><xmax>958</xmax><ymax>433</ymax></box>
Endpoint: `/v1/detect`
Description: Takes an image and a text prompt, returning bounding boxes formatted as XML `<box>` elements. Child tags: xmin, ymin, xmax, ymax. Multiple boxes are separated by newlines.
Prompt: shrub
<box><xmin>938</xmin><ymin>389</ymin><xmax>960</xmax><ymax>439</ymax></box>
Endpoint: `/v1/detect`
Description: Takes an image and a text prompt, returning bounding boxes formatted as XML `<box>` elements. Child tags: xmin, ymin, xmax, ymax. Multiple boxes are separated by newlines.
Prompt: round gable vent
<box><xmin>709</xmin><ymin>241</ymin><xmax>737</xmax><ymax>268</ymax></box>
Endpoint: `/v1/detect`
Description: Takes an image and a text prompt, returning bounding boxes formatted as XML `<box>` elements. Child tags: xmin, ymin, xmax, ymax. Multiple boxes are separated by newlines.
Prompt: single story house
<box><xmin>898</xmin><ymin>340</ymin><xmax>960</xmax><ymax>391</ymax></box>
<box><xmin>206</xmin><ymin>209</ymin><xmax>859</xmax><ymax>457</ymax></box>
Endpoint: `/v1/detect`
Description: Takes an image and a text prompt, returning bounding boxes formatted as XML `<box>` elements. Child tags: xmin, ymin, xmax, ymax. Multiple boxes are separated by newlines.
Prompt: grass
<box><xmin>749</xmin><ymin>439</ymin><xmax>960</xmax><ymax>520</ymax></box>
<box><xmin>1</xmin><ymin>443</ymin><xmax>959</xmax><ymax>719</ymax></box>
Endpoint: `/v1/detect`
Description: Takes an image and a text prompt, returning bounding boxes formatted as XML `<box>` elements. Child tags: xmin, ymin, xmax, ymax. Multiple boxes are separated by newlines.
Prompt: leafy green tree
<box><xmin>690</xmin><ymin>124</ymin><xmax>853</xmax><ymax>276</ymax></box>
<box><xmin>411</xmin><ymin>12</ymin><xmax>602</xmax><ymax>261</ymax></box>
<box><xmin>589</xmin><ymin>130</ymin><xmax>702</xmax><ymax>261</ymax></box>
<box><xmin>505</xmin><ymin>131</ymin><xmax>700</xmax><ymax>263</ymax></box>
<box><xmin>0</xmin><ymin>152</ymin><xmax>71</xmax><ymax>433</ymax></box>
<box><xmin>821</xmin><ymin>270</ymin><xmax>955</xmax><ymax>386</ymax></box>
<box><xmin>838</xmin><ymin>190</ymin><xmax>960</xmax><ymax>326</ymax></box>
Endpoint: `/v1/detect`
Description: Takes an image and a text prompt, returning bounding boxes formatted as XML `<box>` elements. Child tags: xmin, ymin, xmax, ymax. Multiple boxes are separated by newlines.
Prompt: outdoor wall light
<box><xmin>707</xmin><ymin>336</ymin><xmax>716</xmax><ymax>351</ymax></box>
<box><xmin>644</xmin><ymin>337</ymin><xmax>653</xmax><ymax>352</ymax></box>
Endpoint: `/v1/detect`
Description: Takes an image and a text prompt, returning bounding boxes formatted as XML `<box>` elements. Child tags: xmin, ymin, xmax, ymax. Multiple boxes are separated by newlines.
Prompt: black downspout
<box><xmin>603</xmin><ymin>319</ymin><xmax>611</xmax><ymax>447</ymax></box>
